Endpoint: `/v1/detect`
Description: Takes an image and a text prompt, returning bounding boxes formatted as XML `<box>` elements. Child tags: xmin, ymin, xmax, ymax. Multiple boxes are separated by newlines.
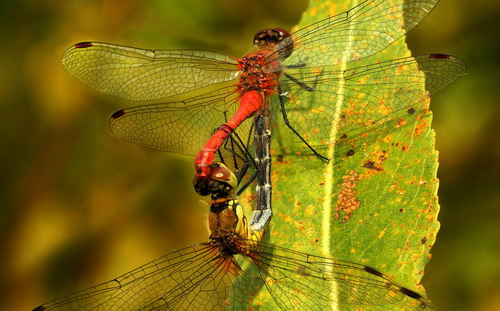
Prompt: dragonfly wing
<box><xmin>251</xmin><ymin>243</ymin><xmax>435</xmax><ymax>310</ymax></box>
<box><xmin>281</xmin><ymin>0</ymin><xmax>439</xmax><ymax>67</ymax></box>
<box><xmin>109</xmin><ymin>86</ymin><xmax>252</xmax><ymax>157</ymax></box>
<box><xmin>62</xmin><ymin>42</ymin><xmax>240</xmax><ymax>101</ymax></box>
<box><xmin>278</xmin><ymin>55</ymin><xmax>467</xmax><ymax>157</ymax></box>
<box><xmin>34</xmin><ymin>243</ymin><xmax>259</xmax><ymax>311</ymax></box>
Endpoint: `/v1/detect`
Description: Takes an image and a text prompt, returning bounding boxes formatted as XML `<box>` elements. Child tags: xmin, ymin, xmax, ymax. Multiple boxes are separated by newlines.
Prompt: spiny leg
<box><xmin>277</xmin><ymin>84</ymin><xmax>330</xmax><ymax>162</ymax></box>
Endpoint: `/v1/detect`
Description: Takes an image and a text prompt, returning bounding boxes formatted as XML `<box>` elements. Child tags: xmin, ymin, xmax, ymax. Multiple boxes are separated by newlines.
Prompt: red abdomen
<box><xmin>194</xmin><ymin>90</ymin><xmax>263</xmax><ymax>179</ymax></box>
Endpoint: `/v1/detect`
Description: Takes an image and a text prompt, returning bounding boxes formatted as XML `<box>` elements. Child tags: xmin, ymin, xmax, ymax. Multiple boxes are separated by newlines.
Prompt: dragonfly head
<box><xmin>253</xmin><ymin>28</ymin><xmax>293</xmax><ymax>59</ymax></box>
<box><xmin>193</xmin><ymin>163</ymin><xmax>237</xmax><ymax>199</ymax></box>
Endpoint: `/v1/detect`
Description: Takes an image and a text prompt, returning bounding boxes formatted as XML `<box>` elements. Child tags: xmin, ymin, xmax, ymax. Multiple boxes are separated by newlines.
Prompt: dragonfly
<box><xmin>62</xmin><ymin>0</ymin><xmax>466</xmax><ymax>229</ymax></box>
<box><xmin>61</xmin><ymin>0</ymin><xmax>453</xmax><ymax>176</ymax></box>
<box><xmin>33</xmin><ymin>147</ymin><xmax>436</xmax><ymax>310</ymax></box>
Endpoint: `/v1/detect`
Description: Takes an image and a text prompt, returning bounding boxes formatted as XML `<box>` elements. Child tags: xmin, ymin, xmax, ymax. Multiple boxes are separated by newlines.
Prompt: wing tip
<box><xmin>428</xmin><ymin>53</ymin><xmax>467</xmax><ymax>74</ymax></box>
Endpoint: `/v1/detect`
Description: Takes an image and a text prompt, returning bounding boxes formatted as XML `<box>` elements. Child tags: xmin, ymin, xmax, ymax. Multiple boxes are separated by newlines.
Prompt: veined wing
<box><xmin>278</xmin><ymin>0</ymin><xmax>439</xmax><ymax>67</ymax></box>
<box><xmin>62</xmin><ymin>42</ymin><xmax>240</xmax><ymax>101</ymax></box>
<box><xmin>277</xmin><ymin>55</ymin><xmax>466</xmax><ymax>156</ymax></box>
<box><xmin>250</xmin><ymin>242</ymin><xmax>435</xmax><ymax>310</ymax></box>
<box><xmin>109</xmin><ymin>86</ymin><xmax>252</xmax><ymax>158</ymax></box>
<box><xmin>33</xmin><ymin>242</ymin><xmax>260</xmax><ymax>311</ymax></box>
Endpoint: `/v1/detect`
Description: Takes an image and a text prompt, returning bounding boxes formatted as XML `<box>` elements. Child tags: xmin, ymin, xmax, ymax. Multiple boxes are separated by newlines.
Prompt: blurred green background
<box><xmin>0</xmin><ymin>0</ymin><xmax>498</xmax><ymax>310</ymax></box>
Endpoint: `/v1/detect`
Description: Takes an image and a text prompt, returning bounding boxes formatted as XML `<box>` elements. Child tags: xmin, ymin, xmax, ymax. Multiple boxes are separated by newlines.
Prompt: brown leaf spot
<box><xmin>395</xmin><ymin>118</ymin><xmax>407</xmax><ymax>128</ymax></box>
<box><xmin>298</xmin><ymin>222</ymin><xmax>306</xmax><ymax>231</ymax></box>
<box><xmin>414</xmin><ymin>117</ymin><xmax>429</xmax><ymax>136</ymax></box>
<box><xmin>335</xmin><ymin>170</ymin><xmax>360</xmax><ymax>222</ymax></box>
<box><xmin>362</xmin><ymin>150</ymin><xmax>388</xmax><ymax>173</ymax></box>
<box><xmin>363</xmin><ymin>161</ymin><xmax>377</xmax><ymax>169</ymax></box>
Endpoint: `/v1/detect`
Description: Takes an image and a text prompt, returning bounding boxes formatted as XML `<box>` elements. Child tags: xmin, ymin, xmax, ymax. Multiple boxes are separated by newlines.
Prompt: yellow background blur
<box><xmin>1</xmin><ymin>0</ymin><xmax>498</xmax><ymax>310</ymax></box>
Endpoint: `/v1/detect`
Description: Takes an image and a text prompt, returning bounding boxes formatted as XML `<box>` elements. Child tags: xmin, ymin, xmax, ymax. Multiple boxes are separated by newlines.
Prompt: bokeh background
<box><xmin>1</xmin><ymin>0</ymin><xmax>498</xmax><ymax>310</ymax></box>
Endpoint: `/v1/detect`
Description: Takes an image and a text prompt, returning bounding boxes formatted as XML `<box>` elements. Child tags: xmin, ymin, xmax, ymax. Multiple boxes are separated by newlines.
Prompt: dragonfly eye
<box><xmin>253</xmin><ymin>28</ymin><xmax>294</xmax><ymax>59</ymax></box>
<box><xmin>210</xmin><ymin>165</ymin><xmax>237</xmax><ymax>187</ymax></box>
<box><xmin>193</xmin><ymin>163</ymin><xmax>237</xmax><ymax>197</ymax></box>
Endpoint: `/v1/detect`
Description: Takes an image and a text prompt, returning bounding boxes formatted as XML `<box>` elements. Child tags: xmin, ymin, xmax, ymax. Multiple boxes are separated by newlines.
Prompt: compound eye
<box><xmin>272</xmin><ymin>28</ymin><xmax>291</xmax><ymax>40</ymax></box>
<box><xmin>253</xmin><ymin>28</ymin><xmax>289</xmax><ymax>45</ymax></box>
<box><xmin>253</xmin><ymin>28</ymin><xmax>294</xmax><ymax>58</ymax></box>
<box><xmin>272</xmin><ymin>28</ymin><xmax>294</xmax><ymax>59</ymax></box>
<box><xmin>210</xmin><ymin>163</ymin><xmax>237</xmax><ymax>190</ymax></box>
<box><xmin>254</xmin><ymin>30</ymin><xmax>266</xmax><ymax>41</ymax></box>
<box><xmin>253</xmin><ymin>29</ymin><xmax>269</xmax><ymax>47</ymax></box>
<box><xmin>210</xmin><ymin>165</ymin><xmax>231</xmax><ymax>182</ymax></box>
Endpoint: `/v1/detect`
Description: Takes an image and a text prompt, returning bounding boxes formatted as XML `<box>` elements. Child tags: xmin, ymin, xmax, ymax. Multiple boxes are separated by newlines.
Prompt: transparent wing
<box><xmin>62</xmin><ymin>42</ymin><xmax>240</xmax><ymax>101</ymax></box>
<box><xmin>34</xmin><ymin>240</ymin><xmax>434</xmax><ymax>310</ymax></box>
<box><xmin>280</xmin><ymin>0</ymin><xmax>439</xmax><ymax>67</ymax></box>
<box><xmin>277</xmin><ymin>55</ymin><xmax>467</xmax><ymax>156</ymax></box>
<box><xmin>251</xmin><ymin>242</ymin><xmax>435</xmax><ymax>310</ymax></box>
<box><xmin>33</xmin><ymin>243</ymin><xmax>261</xmax><ymax>311</ymax></box>
<box><xmin>108</xmin><ymin>86</ymin><xmax>252</xmax><ymax>158</ymax></box>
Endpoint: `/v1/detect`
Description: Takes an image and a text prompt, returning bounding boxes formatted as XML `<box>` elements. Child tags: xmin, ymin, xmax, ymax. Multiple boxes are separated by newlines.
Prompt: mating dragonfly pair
<box><xmin>34</xmin><ymin>0</ymin><xmax>466</xmax><ymax>309</ymax></box>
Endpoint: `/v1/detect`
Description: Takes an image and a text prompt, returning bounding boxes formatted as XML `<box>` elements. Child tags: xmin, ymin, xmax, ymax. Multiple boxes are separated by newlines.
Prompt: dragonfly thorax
<box><xmin>238</xmin><ymin>52</ymin><xmax>280</xmax><ymax>95</ymax></box>
<box><xmin>209</xmin><ymin>198</ymin><xmax>258</xmax><ymax>247</ymax></box>
<box><xmin>208</xmin><ymin>200</ymin><xmax>264</xmax><ymax>258</ymax></box>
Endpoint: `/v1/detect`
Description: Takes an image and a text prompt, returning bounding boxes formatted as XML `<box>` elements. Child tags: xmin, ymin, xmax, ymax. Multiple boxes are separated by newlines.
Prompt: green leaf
<box><xmin>241</xmin><ymin>0</ymin><xmax>442</xmax><ymax>310</ymax></box>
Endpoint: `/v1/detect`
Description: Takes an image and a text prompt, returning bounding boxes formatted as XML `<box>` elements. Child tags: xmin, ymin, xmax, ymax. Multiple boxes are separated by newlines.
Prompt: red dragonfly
<box><xmin>62</xmin><ymin>0</ymin><xmax>465</xmax><ymax>180</ymax></box>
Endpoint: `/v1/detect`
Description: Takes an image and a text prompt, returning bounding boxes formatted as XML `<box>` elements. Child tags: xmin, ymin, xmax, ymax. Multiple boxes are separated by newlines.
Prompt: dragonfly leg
<box><xmin>250</xmin><ymin>209</ymin><xmax>273</xmax><ymax>231</ymax></box>
<box><xmin>251</xmin><ymin>114</ymin><xmax>273</xmax><ymax>232</ymax></box>
<box><xmin>236</xmin><ymin>171</ymin><xmax>257</xmax><ymax>196</ymax></box>
<box><xmin>251</xmin><ymin>169</ymin><xmax>272</xmax><ymax>232</ymax></box>
<box><xmin>277</xmin><ymin>86</ymin><xmax>330</xmax><ymax>162</ymax></box>
<box><xmin>283</xmin><ymin>72</ymin><xmax>314</xmax><ymax>91</ymax></box>
<box><xmin>284</xmin><ymin>61</ymin><xmax>307</xmax><ymax>69</ymax></box>
<box><xmin>282</xmin><ymin>69</ymin><xmax>324</xmax><ymax>112</ymax></box>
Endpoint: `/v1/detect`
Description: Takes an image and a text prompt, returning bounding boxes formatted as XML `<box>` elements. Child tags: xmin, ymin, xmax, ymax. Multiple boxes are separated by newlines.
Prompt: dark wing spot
<box><xmin>408</xmin><ymin>107</ymin><xmax>416</xmax><ymax>114</ymax></box>
<box><xmin>421</xmin><ymin>237</ymin><xmax>427</xmax><ymax>244</ymax></box>
<box><xmin>346</xmin><ymin>149</ymin><xmax>355</xmax><ymax>156</ymax></box>
<box><xmin>32</xmin><ymin>307</ymin><xmax>46</xmax><ymax>311</ymax></box>
<box><xmin>363</xmin><ymin>266</ymin><xmax>384</xmax><ymax>277</ymax></box>
<box><xmin>111</xmin><ymin>109</ymin><xmax>126</xmax><ymax>119</ymax></box>
<box><xmin>429</xmin><ymin>54</ymin><xmax>451</xmax><ymax>59</ymax></box>
<box><xmin>74</xmin><ymin>42</ymin><xmax>93</xmax><ymax>48</ymax></box>
<box><xmin>400</xmin><ymin>287</ymin><xmax>423</xmax><ymax>299</ymax></box>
